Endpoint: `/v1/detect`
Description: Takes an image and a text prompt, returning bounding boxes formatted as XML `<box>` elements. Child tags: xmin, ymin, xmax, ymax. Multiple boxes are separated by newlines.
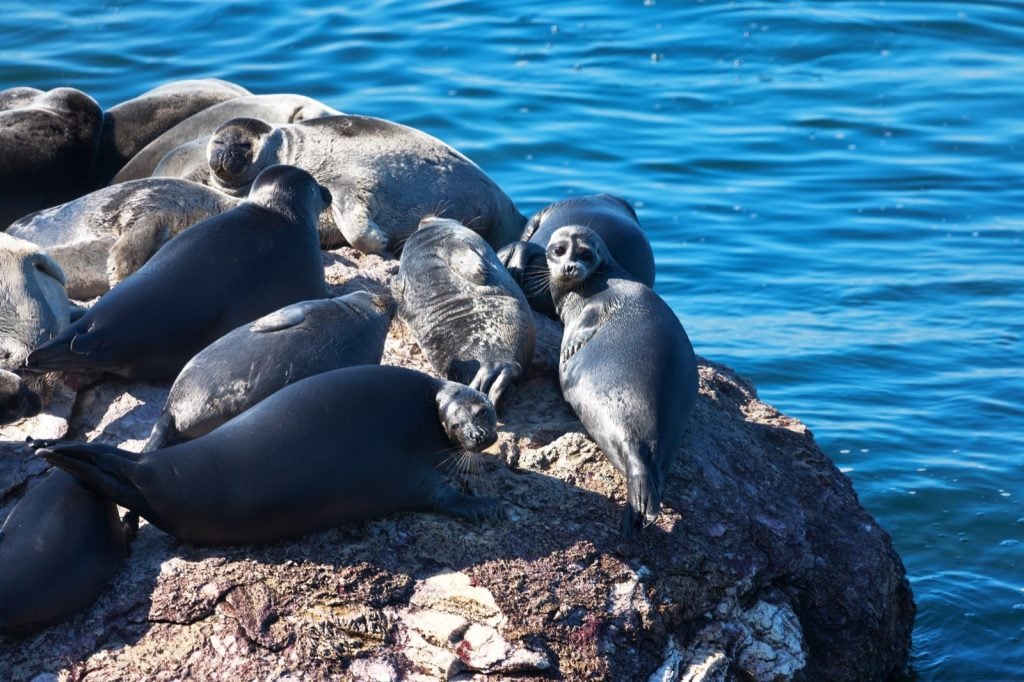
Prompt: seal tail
<box><xmin>35</xmin><ymin>442</ymin><xmax>153</xmax><ymax>519</ymax></box>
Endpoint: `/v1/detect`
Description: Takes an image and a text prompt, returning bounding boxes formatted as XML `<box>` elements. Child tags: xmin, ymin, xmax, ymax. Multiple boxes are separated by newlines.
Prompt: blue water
<box><xmin>3</xmin><ymin>1</ymin><xmax>1022</xmax><ymax>678</ymax></box>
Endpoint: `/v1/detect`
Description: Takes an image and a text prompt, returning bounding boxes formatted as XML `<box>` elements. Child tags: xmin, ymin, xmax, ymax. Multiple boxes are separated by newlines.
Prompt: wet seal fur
<box><xmin>8</xmin><ymin>178</ymin><xmax>241</xmax><ymax>299</ymax></box>
<box><xmin>393</xmin><ymin>217</ymin><xmax>536</xmax><ymax>406</ymax></box>
<box><xmin>25</xmin><ymin>165</ymin><xmax>330</xmax><ymax>381</ymax></box>
<box><xmin>144</xmin><ymin>290</ymin><xmax>396</xmax><ymax>450</ymax></box>
<box><xmin>547</xmin><ymin>225</ymin><xmax>698</xmax><ymax>535</ymax></box>
<box><xmin>498</xmin><ymin>194</ymin><xmax>655</xmax><ymax>319</ymax></box>
<box><xmin>0</xmin><ymin>468</ymin><xmax>127</xmax><ymax>633</ymax></box>
<box><xmin>39</xmin><ymin>365</ymin><xmax>503</xmax><ymax>545</ymax></box>
<box><xmin>0</xmin><ymin>87</ymin><xmax>103</xmax><ymax>227</ymax></box>
<box><xmin>203</xmin><ymin>114</ymin><xmax>526</xmax><ymax>253</ymax></box>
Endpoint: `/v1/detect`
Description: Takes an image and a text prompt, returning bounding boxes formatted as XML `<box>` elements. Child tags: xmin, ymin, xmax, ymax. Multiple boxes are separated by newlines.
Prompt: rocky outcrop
<box><xmin>0</xmin><ymin>247</ymin><xmax>914</xmax><ymax>681</ymax></box>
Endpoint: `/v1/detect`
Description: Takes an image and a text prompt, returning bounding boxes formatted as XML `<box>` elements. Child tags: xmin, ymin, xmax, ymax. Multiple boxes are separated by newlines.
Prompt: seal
<box><xmin>498</xmin><ymin>194</ymin><xmax>655</xmax><ymax>319</ymax></box>
<box><xmin>144</xmin><ymin>290</ymin><xmax>396</xmax><ymax>450</ymax></box>
<box><xmin>393</xmin><ymin>217</ymin><xmax>535</xmax><ymax>407</ymax></box>
<box><xmin>0</xmin><ymin>87</ymin><xmax>103</xmax><ymax>227</ymax></box>
<box><xmin>38</xmin><ymin>365</ymin><xmax>504</xmax><ymax>545</ymax></box>
<box><xmin>203</xmin><ymin>114</ymin><xmax>526</xmax><ymax>253</ymax></box>
<box><xmin>110</xmin><ymin>94</ymin><xmax>340</xmax><ymax>184</ymax></box>
<box><xmin>7</xmin><ymin>178</ymin><xmax>241</xmax><ymax>299</ymax></box>
<box><xmin>0</xmin><ymin>468</ymin><xmax>127</xmax><ymax>633</ymax></box>
<box><xmin>546</xmin><ymin>226</ymin><xmax>698</xmax><ymax>535</ymax></box>
<box><xmin>0</xmin><ymin>368</ymin><xmax>41</xmax><ymax>425</ymax></box>
<box><xmin>25</xmin><ymin>165</ymin><xmax>330</xmax><ymax>381</ymax></box>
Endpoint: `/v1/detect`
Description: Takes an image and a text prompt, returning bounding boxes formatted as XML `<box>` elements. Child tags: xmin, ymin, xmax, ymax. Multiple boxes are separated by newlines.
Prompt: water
<box><xmin>2</xmin><ymin>1</ymin><xmax>1022</xmax><ymax>678</ymax></box>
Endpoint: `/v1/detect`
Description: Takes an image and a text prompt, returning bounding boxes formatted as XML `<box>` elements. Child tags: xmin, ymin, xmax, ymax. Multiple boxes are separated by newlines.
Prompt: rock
<box><xmin>0</xmin><ymin>247</ymin><xmax>914</xmax><ymax>681</ymax></box>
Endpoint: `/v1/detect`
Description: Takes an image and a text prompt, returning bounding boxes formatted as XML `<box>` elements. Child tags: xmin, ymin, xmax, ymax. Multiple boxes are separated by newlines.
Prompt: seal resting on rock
<box><xmin>0</xmin><ymin>87</ymin><xmax>103</xmax><ymax>227</ymax></box>
<box><xmin>0</xmin><ymin>368</ymin><xmax>41</xmax><ymax>424</ymax></box>
<box><xmin>0</xmin><ymin>468</ymin><xmax>127</xmax><ymax>633</ymax></box>
<box><xmin>38</xmin><ymin>365</ymin><xmax>504</xmax><ymax>545</ymax></box>
<box><xmin>547</xmin><ymin>225</ymin><xmax>698</xmax><ymax>535</ymax></box>
<box><xmin>203</xmin><ymin>114</ymin><xmax>526</xmax><ymax>253</ymax></box>
<box><xmin>25</xmin><ymin>165</ymin><xmax>330</xmax><ymax>381</ymax></box>
<box><xmin>144</xmin><ymin>290</ymin><xmax>396</xmax><ymax>450</ymax></box>
<box><xmin>498</xmin><ymin>194</ymin><xmax>655</xmax><ymax>319</ymax></box>
<box><xmin>7</xmin><ymin>178</ymin><xmax>242</xmax><ymax>299</ymax></box>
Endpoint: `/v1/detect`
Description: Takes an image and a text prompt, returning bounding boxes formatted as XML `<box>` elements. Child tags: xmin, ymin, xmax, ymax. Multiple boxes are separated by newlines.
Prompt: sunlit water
<box><xmin>2</xmin><ymin>2</ymin><xmax>1022</xmax><ymax>678</ymax></box>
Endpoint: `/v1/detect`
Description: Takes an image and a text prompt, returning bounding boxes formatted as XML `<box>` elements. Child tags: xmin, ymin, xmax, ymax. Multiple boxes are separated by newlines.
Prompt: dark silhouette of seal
<box><xmin>94</xmin><ymin>78</ymin><xmax>251</xmax><ymax>184</ymax></box>
<box><xmin>0</xmin><ymin>468</ymin><xmax>127</xmax><ymax>633</ymax></box>
<box><xmin>393</xmin><ymin>217</ymin><xmax>535</xmax><ymax>406</ymax></box>
<box><xmin>203</xmin><ymin>114</ymin><xmax>526</xmax><ymax>253</ymax></box>
<box><xmin>38</xmin><ymin>365</ymin><xmax>504</xmax><ymax>545</ymax></box>
<box><xmin>546</xmin><ymin>225</ymin><xmax>698</xmax><ymax>535</ymax></box>
<box><xmin>144</xmin><ymin>290</ymin><xmax>396</xmax><ymax>450</ymax></box>
<box><xmin>498</xmin><ymin>194</ymin><xmax>655</xmax><ymax>319</ymax></box>
<box><xmin>0</xmin><ymin>87</ymin><xmax>103</xmax><ymax>227</ymax></box>
<box><xmin>25</xmin><ymin>165</ymin><xmax>330</xmax><ymax>381</ymax></box>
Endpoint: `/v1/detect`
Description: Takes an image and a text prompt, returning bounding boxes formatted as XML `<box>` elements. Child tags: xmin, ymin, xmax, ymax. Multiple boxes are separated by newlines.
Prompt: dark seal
<box><xmin>39</xmin><ymin>365</ymin><xmax>503</xmax><ymax>545</ymax></box>
<box><xmin>547</xmin><ymin>225</ymin><xmax>698</xmax><ymax>535</ymax></box>
<box><xmin>498</xmin><ymin>194</ymin><xmax>655</xmax><ymax>318</ymax></box>
<box><xmin>393</xmin><ymin>217</ymin><xmax>536</xmax><ymax>406</ymax></box>
<box><xmin>144</xmin><ymin>290</ymin><xmax>396</xmax><ymax>450</ymax></box>
<box><xmin>25</xmin><ymin>165</ymin><xmax>330</xmax><ymax>381</ymax></box>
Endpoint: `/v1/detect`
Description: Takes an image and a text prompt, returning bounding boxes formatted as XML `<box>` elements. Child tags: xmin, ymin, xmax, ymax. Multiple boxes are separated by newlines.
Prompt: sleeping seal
<box><xmin>25</xmin><ymin>165</ymin><xmax>330</xmax><ymax>381</ymax></box>
<box><xmin>393</xmin><ymin>217</ymin><xmax>535</xmax><ymax>406</ymax></box>
<box><xmin>110</xmin><ymin>94</ymin><xmax>340</xmax><ymax>184</ymax></box>
<box><xmin>0</xmin><ymin>468</ymin><xmax>127</xmax><ymax>633</ymax></box>
<box><xmin>0</xmin><ymin>87</ymin><xmax>103</xmax><ymax>227</ymax></box>
<box><xmin>39</xmin><ymin>365</ymin><xmax>503</xmax><ymax>545</ymax></box>
<box><xmin>547</xmin><ymin>226</ymin><xmax>698</xmax><ymax>535</ymax></box>
<box><xmin>7</xmin><ymin>178</ymin><xmax>241</xmax><ymax>299</ymax></box>
<box><xmin>0</xmin><ymin>368</ymin><xmax>41</xmax><ymax>424</ymax></box>
<box><xmin>203</xmin><ymin>115</ymin><xmax>526</xmax><ymax>253</ymax></box>
<box><xmin>144</xmin><ymin>290</ymin><xmax>395</xmax><ymax>450</ymax></box>
<box><xmin>498</xmin><ymin>194</ymin><xmax>655</xmax><ymax>319</ymax></box>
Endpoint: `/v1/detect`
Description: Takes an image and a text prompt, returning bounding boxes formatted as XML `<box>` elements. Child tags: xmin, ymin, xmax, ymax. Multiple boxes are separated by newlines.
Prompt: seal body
<box><xmin>144</xmin><ymin>291</ymin><xmax>395</xmax><ymax>450</ymax></box>
<box><xmin>40</xmin><ymin>366</ymin><xmax>503</xmax><ymax>545</ymax></box>
<box><xmin>0</xmin><ymin>87</ymin><xmax>103</xmax><ymax>227</ymax></box>
<box><xmin>547</xmin><ymin>226</ymin><xmax>697</xmax><ymax>535</ymax></box>
<box><xmin>393</xmin><ymin>217</ymin><xmax>535</xmax><ymax>406</ymax></box>
<box><xmin>204</xmin><ymin>115</ymin><xmax>526</xmax><ymax>253</ymax></box>
<box><xmin>0</xmin><ymin>468</ymin><xmax>127</xmax><ymax>632</ymax></box>
<box><xmin>111</xmin><ymin>94</ymin><xmax>340</xmax><ymax>184</ymax></box>
<box><xmin>25</xmin><ymin>165</ymin><xmax>330</xmax><ymax>381</ymax></box>
<box><xmin>498</xmin><ymin>194</ymin><xmax>655</xmax><ymax>319</ymax></box>
<box><xmin>94</xmin><ymin>78</ymin><xmax>251</xmax><ymax>184</ymax></box>
<box><xmin>7</xmin><ymin>178</ymin><xmax>241</xmax><ymax>299</ymax></box>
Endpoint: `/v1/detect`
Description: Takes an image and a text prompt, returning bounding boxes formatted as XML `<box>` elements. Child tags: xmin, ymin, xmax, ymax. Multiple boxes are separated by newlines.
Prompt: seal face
<box><xmin>547</xmin><ymin>226</ymin><xmax>698</xmax><ymax>535</ymax></box>
<box><xmin>39</xmin><ymin>366</ymin><xmax>503</xmax><ymax>545</ymax></box>
<box><xmin>0</xmin><ymin>87</ymin><xmax>103</xmax><ymax>227</ymax></box>
<box><xmin>144</xmin><ymin>290</ymin><xmax>396</xmax><ymax>450</ymax></box>
<box><xmin>498</xmin><ymin>194</ymin><xmax>655</xmax><ymax>319</ymax></box>
<box><xmin>7</xmin><ymin>178</ymin><xmax>241</xmax><ymax>299</ymax></box>
<box><xmin>0</xmin><ymin>368</ymin><xmax>42</xmax><ymax>424</ymax></box>
<box><xmin>0</xmin><ymin>468</ymin><xmax>127</xmax><ymax>633</ymax></box>
<box><xmin>25</xmin><ymin>165</ymin><xmax>330</xmax><ymax>381</ymax></box>
<box><xmin>203</xmin><ymin>114</ymin><xmax>526</xmax><ymax>253</ymax></box>
<box><xmin>393</xmin><ymin>217</ymin><xmax>536</xmax><ymax>407</ymax></box>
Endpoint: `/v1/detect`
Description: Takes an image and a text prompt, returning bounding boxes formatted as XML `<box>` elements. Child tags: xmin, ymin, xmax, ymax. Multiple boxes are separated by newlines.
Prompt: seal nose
<box><xmin>560</xmin><ymin>263</ymin><xmax>579</xmax><ymax>279</ymax></box>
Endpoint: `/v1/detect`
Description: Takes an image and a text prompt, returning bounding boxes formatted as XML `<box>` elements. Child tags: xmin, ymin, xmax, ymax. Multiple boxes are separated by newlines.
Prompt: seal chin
<box><xmin>459</xmin><ymin>425</ymin><xmax>497</xmax><ymax>452</ymax></box>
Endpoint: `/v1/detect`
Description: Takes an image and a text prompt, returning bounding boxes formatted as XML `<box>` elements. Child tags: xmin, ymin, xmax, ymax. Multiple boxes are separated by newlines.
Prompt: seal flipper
<box><xmin>35</xmin><ymin>443</ymin><xmax>156</xmax><ymax>522</ymax></box>
<box><xmin>25</xmin><ymin>327</ymin><xmax>118</xmax><ymax>372</ymax></box>
<box><xmin>620</xmin><ymin>442</ymin><xmax>662</xmax><ymax>537</ymax></box>
<box><xmin>426</xmin><ymin>483</ymin><xmax>504</xmax><ymax>524</ymax></box>
<box><xmin>469</xmin><ymin>361</ymin><xmax>521</xmax><ymax>408</ymax></box>
<box><xmin>142</xmin><ymin>411</ymin><xmax>178</xmax><ymax>452</ymax></box>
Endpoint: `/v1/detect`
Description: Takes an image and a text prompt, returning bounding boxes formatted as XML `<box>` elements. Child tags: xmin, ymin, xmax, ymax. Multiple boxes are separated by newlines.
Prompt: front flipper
<box><xmin>470</xmin><ymin>361</ymin><xmax>522</xmax><ymax>408</ymax></box>
<box><xmin>334</xmin><ymin>193</ymin><xmax>389</xmax><ymax>254</ymax></box>
<box><xmin>561</xmin><ymin>305</ymin><xmax>602</xmax><ymax>363</ymax></box>
<box><xmin>248</xmin><ymin>300</ymin><xmax>314</xmax><ymax>333</ymax></box>
<box><xmin>426</xmin><ymin>483</ymin><xmax>505</xmax><ymax>524</ymax></box>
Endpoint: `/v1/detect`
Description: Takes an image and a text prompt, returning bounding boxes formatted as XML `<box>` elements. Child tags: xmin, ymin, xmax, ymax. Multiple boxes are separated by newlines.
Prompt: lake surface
<box><xmin>3</xmin><ymin>1</ymin><xmax>1022</xmax><ymax>678</ymax></box>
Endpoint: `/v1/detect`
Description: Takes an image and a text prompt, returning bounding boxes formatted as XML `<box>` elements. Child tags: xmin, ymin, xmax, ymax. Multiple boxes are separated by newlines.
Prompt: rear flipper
<box><xmin>469</xmin><ymin>361</ymin><xmax>522</xmax><ymax>408</ymax></box>
<box><xmin>142</xmin><ymin>412</ymin><xmax>178</xmax><ymax>452</ymax></box>
<box><xmin>426</xmin><ymin>483</ymin><xmax>505</xmax><ymax>524</ymax></box>
<box><xmin>34</xmin><ymin>442</ymin><xmax>155</xmax><ymax>522</ymax></box>
<box><xmin>620</xmin><ymin>444</ymin><xmax>662</xmax><ymax>537</ymax></box>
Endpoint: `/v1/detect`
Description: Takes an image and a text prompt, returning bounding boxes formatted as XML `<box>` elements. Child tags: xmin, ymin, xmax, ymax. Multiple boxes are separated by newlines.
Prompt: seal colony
<box><xmin>0</xmin><ymin>77</ymin><xmax>698</xmax><ymax>632</ymax></box>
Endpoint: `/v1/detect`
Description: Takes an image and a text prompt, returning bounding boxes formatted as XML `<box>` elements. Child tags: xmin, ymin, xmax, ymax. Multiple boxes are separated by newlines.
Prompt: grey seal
<box><xmin>498</xmin><ymin>194</ymin><xmax>655</xmax><ymax>319</ymax></box>
<box><xmin>110</xmin><ymin>94</ymin><xmax>340</xmax><ymax>184</ymax></box>
<box><xmin>39</xmin><ymin>365</ymin><xmax>503</xmax><ymax>545</ymax></box>
<box><xmin>203</xmin><ymin>114</ymin><xmax>526</xmax><ymax>253</ymax></box>
<box><xmin>94</xmin><ymin>78</ymin><xmax>251</xmax><ymax>184</ymax></box>
<box><xmin>25</xmin><ymin>165</ymin><xmax>330</xmax><ymax>381</ymax></box>
<box><xmin>7</xmin><ymin>178</ymin><xmax>241</xmax><ymax>299</ymax></box>
<box><xmin>144</xmin><ymin>290</ymin><xmax>396</xmax><ymax>450</ymax></box>
<box><xmin>0</xmin><ymin>87</ymin><xmax>103</xmax><ymax>227</ymax></box>
<box><xmin>393</xmin><ymin>217</ymin><xmax>535</xmax><ymax>406</ymax></box>
<box><xmin>547</xmin><ymin>226</ymin><xmax>698</xmax><ymax>535</ymax></box>
<box><xmin>0</xmin><ymin>368</ymin><xmax>41</xmax><ymax>424</ymax></box>
<box><xmin>0</xmin><ymin>468</ymin><xmax>127</xmax><ymax>633</ymax></box>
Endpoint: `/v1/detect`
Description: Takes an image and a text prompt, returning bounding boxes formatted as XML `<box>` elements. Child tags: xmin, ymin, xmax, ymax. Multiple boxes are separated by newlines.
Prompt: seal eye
<box><xmin>552</xmin><ymin>243</ymin><xmax>567</xmax><ymax>257</ymax></box>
